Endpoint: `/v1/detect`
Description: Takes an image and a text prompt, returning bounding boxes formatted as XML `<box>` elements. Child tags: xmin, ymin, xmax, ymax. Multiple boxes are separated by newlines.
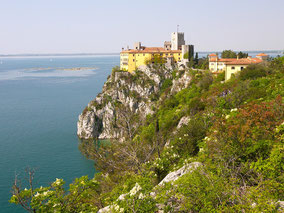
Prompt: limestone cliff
<box><xmin>77</xmin><ymin>66</ymin><xmax>191</xmax><ymax>140</ymax></box>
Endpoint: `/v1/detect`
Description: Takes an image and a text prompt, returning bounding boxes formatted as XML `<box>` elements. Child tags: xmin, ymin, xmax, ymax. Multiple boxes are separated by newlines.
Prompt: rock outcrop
<box><xmin>96</xmin><ymin>162</ymin><xmax>202</xmax><ymax>213</ymax></box>
<box><xmin>158</xmin><ymin>162</ymin><xmax>202</xmax><ymax>186</ymax></box>
<box><xmin>77</xmin><ymin>66</ymin><xmax>192</xmax><ymax>140</ymax></box>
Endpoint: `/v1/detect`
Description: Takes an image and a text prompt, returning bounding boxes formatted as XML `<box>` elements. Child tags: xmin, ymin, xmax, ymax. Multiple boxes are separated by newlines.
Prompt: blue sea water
<box><xmin>0</xmin><ymin>55</ymin><xmax>119</xmax><ymax>212</ymax></box>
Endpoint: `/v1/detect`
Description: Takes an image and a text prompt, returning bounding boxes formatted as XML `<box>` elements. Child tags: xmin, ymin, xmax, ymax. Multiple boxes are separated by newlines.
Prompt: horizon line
<box><xmin>0</xmin><ymin>50</ymin><xmax>283</xmax><ymax>57</ymax></box>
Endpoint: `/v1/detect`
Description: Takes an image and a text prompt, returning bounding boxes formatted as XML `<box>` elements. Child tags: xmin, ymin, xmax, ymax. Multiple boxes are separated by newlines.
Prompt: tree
<box><xmin>221</xmin><ymin>50</ymin><xmax>237</xmax><ymax>58</ymax></box>
<box><xmin>187</xmin><ymin>56</ymin><xmax>195</xmax><ymax>68</ymax></box>
<box><xmin>194</xmin><ymin>52</ymin><xmax>199</xmax><ymax>64</ymax></box>
<box><xmin>145</xmin><ymin>54</ymin><xmax>166</xmax><ymax>65</ymax></box>
<box><xmin>195</xmin><ymin>52</ymin><xmax>198</xmax><ymax>60</ymax></box>
<box><xmin>237</xmin><ymin>51</ymin><xmax>248</xmax><ymax>59</ymax></box>
<box><xmin>239</xmin><ymin>64</ymin><xmax>270</xmax><ymax>80</ymax></box>
<box><xmin>183</xmin><ymin>52</ymin><xmax>189</xmax><ymax>59</ymax></box>
<box><xmin>194</xmin><ymin>57</ymin><xmax>209</xmax><ymax>70</ymax></box>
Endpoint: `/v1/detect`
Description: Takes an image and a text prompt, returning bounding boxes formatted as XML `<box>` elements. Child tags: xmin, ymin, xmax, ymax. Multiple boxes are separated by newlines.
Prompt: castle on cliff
<box><xmin>120</xmin><ymin>32</ymin><xmax>194</xmax><ymax>72</ymax></box>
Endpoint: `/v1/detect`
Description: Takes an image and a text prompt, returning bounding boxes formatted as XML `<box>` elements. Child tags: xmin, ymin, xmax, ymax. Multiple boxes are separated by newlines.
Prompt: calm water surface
<box><xmin>0</xmin><ymin>55</ymin><xmax>119</xmax><ymax>212</ymax></box>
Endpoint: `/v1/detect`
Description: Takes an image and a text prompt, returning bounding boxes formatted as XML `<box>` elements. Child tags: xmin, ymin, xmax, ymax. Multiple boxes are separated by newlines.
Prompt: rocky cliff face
<box><xmin>77</xmin><ymin>66</ymin><xmax>192</xmax><ymax>140</ymax></box>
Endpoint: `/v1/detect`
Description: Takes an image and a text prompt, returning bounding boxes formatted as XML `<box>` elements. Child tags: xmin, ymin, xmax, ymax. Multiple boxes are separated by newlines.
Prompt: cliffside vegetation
<box><xmin>10</xmin><ymin>56</ymin><xmax>284</xmax><ymax>212</ymax></box>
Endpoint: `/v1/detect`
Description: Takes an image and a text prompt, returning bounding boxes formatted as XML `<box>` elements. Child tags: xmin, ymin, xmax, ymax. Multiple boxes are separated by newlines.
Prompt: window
<box><xmin>143</xmin><ymin>54</ymin><xmax>145</xmax><ymax>56</ymax></box>
<box><xmin>133</xmin><ymin>54</ymin><xmax>135</xmax><ymax>56</ymax></box>
<box><xmin>211</xmin><ymin>63</ymin><xmax>214</xmax><ymax>65</ymax></box>
<box><xmin>241</xmin><ymin>67</ymin><xmax>244</xmax><ymax>70</ymax></box>
<box><xmin>133</xmin><ymin>59</ymin><xmax>135</xmax><ymax>62</ymax></box>
<box><xmin>232</xmin><ymin>67</ymin><xmax>235</xmax><ymax>70</ymax></box>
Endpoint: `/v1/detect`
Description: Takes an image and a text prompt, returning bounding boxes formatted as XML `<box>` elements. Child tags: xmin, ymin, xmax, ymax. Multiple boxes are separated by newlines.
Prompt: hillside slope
<box><xmin>11</xmin><ymin>58</ymin><xmax>284</xmax><ymax>212</ymax></box>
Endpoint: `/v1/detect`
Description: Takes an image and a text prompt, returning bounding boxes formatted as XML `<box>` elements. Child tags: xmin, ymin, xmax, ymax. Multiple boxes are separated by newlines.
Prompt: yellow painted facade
<box><xmin>225</xmin><ymin>64</ymin><xmax>247</xmax><ymax>81</ymax></box>
<box><xmin>120</xmin><ymin>51</ymin><xmax>182</xmax><ymax>73</ymax></box>
<box><xmin>208</xmin><ymin>54</ymin><xmax>265</xmax><ymax>81</ymax></box>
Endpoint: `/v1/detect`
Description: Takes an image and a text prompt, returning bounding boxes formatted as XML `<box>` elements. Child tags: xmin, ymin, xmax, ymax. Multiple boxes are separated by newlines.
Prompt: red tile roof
<box><xmin>210</xmin><ymin>57</ymin><xmax>263</xmax><ymax>65</ymax></box>
<box><xmin>256</xmin><ymin>53</ymin><xmax>268</xmax><ymax>56</ymax></box>
<box><xmin>226</xmin><ymin>58</ymin><xmax>263</xmax><ymax>65</ymax></box>
<box><xmin>209</xmin><ymin>58</ymin><xmax>235</xmax><ymax>62</ymax></box>
<box><xmin>121</xmin><ymin>47</ymin><xmax>181</xmax><ymax>53</ymax></box>
<box><xmin>209</xmin><ymin>53</ymin><xmax>217</xmax><ymax>56</ymax></box>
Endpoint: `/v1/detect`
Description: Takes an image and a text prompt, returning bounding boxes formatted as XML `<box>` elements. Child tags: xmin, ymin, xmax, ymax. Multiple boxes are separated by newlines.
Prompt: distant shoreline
<box><xmin>0</xmin><ymin>50</ymin><xmax>283</xmax><ymax>58</ymax></box>
<box><xmin>0</xmin><ymin>53</ymin><xmax>120</xmax><ymax>57</ymax></box>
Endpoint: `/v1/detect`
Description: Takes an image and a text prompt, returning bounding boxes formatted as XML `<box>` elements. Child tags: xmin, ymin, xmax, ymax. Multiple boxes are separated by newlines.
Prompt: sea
<box><xmin>0</xmin><ymin>55</ymin><xmax>119</xmax><ymax>212</ymax></box>
<box><xmin>0</xmin><ymin>51</ymin><xmax>282</xmax><ymax>212</ymax></box>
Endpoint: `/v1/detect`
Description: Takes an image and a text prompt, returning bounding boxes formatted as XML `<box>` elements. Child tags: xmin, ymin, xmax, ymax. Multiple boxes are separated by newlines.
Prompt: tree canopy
<box><xmin>221</xmin><ymin>50</ymin><xmax>249</xmax><ymax>59</ymax></box>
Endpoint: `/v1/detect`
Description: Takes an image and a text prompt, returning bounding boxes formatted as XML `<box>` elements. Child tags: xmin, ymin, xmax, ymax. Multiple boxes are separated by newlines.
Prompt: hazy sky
<box><xmin>1</xmin><ymin>0</ymin><xmax>283</xmax><ymax>54</ymax></box>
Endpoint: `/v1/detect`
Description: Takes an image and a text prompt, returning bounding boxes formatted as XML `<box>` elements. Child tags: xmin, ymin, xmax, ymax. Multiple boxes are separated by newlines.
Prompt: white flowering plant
<box><xmin>10</xmin><ymin>170</ymin><xmax>99</xmax><ymax>213</ymax></box>
<box><xmin>115</xmin><ymin>182</ymin><xmax>157</xmax><ymax>213</ymax></box>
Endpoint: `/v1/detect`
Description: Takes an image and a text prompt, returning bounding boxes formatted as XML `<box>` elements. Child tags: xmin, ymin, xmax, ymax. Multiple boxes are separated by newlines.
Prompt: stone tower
<box><xmin>171</xmin><ymin>32</ymin><xmax>185</xmax><ymax>50</ymax></box>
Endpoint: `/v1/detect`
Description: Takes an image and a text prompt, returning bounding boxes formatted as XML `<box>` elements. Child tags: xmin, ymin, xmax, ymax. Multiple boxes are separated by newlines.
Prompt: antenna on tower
<box><xmin>177</xmin><ymin>24</ymin><xmax>179</xmax><ymax>33</ymax></box>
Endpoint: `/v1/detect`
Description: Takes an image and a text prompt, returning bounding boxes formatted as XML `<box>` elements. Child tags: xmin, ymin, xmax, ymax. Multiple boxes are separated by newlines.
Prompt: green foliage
<box><xmin>221</xmin><ymin>50</ymin><xmax>237</xmax><ymax>58</ymax></box>
<box><xmin>175</xmin><ymin>168</ymin><xmax>232</xmax><ymax>212</ymax></box>
<box><xmin>160</xmin><ymin>79</ymin><xmax>172</xmax><ymax>93</ymax></box>
<box><xmin>239</xmin><ymin>64</ymin><xmax>270</xmax><ymax>80</ymax></box>
<box><xmin>172</xmin><ymin>115</ymin><xmax>209</xmax><ymax>158</ymax></box>
<box><xmin>194</xmin><ymin>57</ymin><xmax>209</xmax><ymax>69</ymax></box>
<box><xmin>214</xmin><ymin>71</ymin><xmax>225</xmax><ymax>82</ymax></box>
<box><xmin>115</xmin><ymin>182</ymin><xmax>157</xmax><ymax>213</ymax></box>
<box><xmin>270</xmin><ymin>55</ymin><xmax>284</xmax><ymax>71</ymax></box>
<box><xmin>207</xmin><ymin>97</ymin><xmax>283</xmax><ymax>165</ymax></box>
<box><xmin>183</xmin><ymin>52</ymin><xmax>189</xmax><ymax>59</ymax></box>
<box><xmin>10</xmin><ymin>174</ymin><xmax>99</xmax><ymax>213</ymax></box>
<box><xmin>237</xmin><ymin>51</ymin><xmax>248</xmax><ymax>58</ymax></box>
<box><xmin>198</xmin><ymin>71</ymin><xmax>213</xmax><ymax>91</ymax></box>
<box><xmin>145</xmin><ymin>54</ymin><xmax>166</xmax><ymax>65</ymax></box>
<box><xmin>187</xmin><ymin>56</ymin><xmax>195</xmax><ymax>68</ymax></box>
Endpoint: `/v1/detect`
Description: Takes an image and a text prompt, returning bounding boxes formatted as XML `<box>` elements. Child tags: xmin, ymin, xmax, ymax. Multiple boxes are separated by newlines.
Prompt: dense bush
<box><xmin>239</xmin><ymin>64</ymin><xmax>270</xmax><ymax>80</ymax></box>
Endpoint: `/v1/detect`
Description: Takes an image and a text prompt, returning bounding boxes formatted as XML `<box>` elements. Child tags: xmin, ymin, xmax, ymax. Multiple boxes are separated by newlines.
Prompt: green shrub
<box><xmin>172</xmin><ymin>115</ymin><xmax>208</xmax><ymax>157</ymax></box>
<box><xmin>239</xmin><ymin>64</ymin><xmax>270</xmax><ymax>80</ymax></box>
<box><xmin>160</xmin><ymin>79</ymin><xmax>172</xmax><ymax>93</ymax></box>
<box><xmin>198</xmin><ymin>72</ymin><xmax>213</xmax><ymax>91</ymax></box>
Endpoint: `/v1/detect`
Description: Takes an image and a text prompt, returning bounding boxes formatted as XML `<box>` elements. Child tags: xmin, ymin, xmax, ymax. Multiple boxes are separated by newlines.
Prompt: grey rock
<box><xmin>77</xmin><ymin>67</ymin><xmax>192</xmax><ymax>141</ymax></box>
<box><xmin>171</xmin><ymin>71</ymin><xmax>191</xmax><ymax>94</ymax></box>
<box><xmin>158</xmin><ymin>162</ymin><xmax>202</xmax><ymax>186</ymax></box>
<box><xmin>97</xmin><ymin>205</ymin><xmax>111</xmax><ymax>213</ymax></box>
<box><xmin>177</xmin><ymin>116</ymin><xmax>191</xmax><ymax>129</ymax></box>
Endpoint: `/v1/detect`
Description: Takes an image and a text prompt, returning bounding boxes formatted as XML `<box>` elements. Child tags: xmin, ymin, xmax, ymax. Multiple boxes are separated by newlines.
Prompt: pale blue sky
<box><xmin>0</xmin><ymin>0</ymin><xmax>283</xmax><ymax>54</ymax></box>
